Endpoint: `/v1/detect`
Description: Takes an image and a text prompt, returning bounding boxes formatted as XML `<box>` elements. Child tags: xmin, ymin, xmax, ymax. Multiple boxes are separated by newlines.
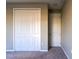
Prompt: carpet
<box><xmin>6</xmin><ymin>47</ymin><xmax>67</xmax><ymax>59</ymax></box>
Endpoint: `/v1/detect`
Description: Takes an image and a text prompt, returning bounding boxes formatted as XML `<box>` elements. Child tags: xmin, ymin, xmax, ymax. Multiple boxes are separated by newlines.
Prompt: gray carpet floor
<box><xmin>6</xmin><ymin>47</ymin><xmax>67</xmax><ymax>59</ymax></box>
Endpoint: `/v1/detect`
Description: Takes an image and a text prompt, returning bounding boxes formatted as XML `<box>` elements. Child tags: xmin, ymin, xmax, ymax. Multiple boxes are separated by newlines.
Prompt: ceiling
<box><xmin>6</xmin><ymin>0</ymin><xmax>65</xmax><ymax>9</ymax></box>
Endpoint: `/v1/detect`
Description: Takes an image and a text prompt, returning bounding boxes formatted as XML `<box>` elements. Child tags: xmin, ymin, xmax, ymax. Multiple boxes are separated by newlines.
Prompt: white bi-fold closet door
<box><xmin>13</xmin><ymin>8</ymin><xmax>41</xmax><ymax>51</ymax></box>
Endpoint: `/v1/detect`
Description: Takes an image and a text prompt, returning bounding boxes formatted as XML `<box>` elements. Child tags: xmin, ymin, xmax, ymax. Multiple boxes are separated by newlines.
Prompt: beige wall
<box><xmin>61</xmin><ymin>0</ymin><xmax>72</xmax><ymax>59</ymax></box>
<box><xmin>6</xmin><ymin>7</ymin><xmax>13</xmax><ymax>50</ymax></box>
<box><xmin>6</xmin><ymin>3</ymin><xmax>48</xmax><ymax>50</ymax></box>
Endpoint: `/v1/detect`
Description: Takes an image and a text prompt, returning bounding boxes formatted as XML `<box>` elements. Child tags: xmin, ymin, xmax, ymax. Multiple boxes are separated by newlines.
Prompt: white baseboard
<box><xmin>6</xmin><ymin>50</ymin><xmax>48</xmax><ymax>52</ymax></box>
<box><xmin>61</xmin><ymin>47</ymin><xmax>69</xmax><ymax>59</ymax></box>
<box><xmin>40</xmin><ymin>50</ymin><xmax>48</xmax><ymax>52</ymax></box>
<box><xmin>6</xmin><ymin>50</ymin><xmax>14</xmax><ymax>52</ymax></box>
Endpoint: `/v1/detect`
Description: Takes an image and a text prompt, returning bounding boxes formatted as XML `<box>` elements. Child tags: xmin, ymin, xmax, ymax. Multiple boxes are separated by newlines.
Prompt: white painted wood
<box><xmin>13</xmin><ymin>8</ymin><xmax>41</xmax><ymax>51</ymax></box>
<box><xmin>6</xmin><ymin>50</ymin><xmax>14</xmax><ymax>52</ymax></box>
<box><xmin>40</xmin><ymin>50</ymin><xmax>48</xmax><ymax>52</ymax></box>
<box><xmin>49</xmin><ymin>13</ymin><xmax>61</xmax><ymax>47</ymax></box>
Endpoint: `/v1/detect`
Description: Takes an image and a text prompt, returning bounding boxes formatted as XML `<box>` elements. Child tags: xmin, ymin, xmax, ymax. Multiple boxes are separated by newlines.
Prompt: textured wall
<box><xmin>6</xmin><ymin>3</ymin><xmax>48</xmax><ymax>51</ymax></box>
<box><xmin>61</xmin><ymin>0</ymin><xmax>72</xmax><ymax>59</ymax></box>
<box><xmin>6</xmin><ymin>0</ymin><xmax>64</xmax><ymax>9</ymax></box>
<box><xmin>6</xmin><ymin>7</ymin><xmax>13</xmax><ymax>50</ymax></box>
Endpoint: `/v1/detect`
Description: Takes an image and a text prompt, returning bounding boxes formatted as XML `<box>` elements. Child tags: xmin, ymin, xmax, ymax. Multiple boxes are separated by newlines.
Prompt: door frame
<box><xmin>13</xmin><ymin>8</ymin><xmax>41</xmax><ymax>51</ymax></box>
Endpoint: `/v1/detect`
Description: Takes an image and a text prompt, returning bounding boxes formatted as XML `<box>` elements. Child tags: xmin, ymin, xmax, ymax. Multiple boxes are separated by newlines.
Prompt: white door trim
<box><xmin>13</xmin><ymin>8</ymin><xmax>41</xmax><ymax>51</ymax></box>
